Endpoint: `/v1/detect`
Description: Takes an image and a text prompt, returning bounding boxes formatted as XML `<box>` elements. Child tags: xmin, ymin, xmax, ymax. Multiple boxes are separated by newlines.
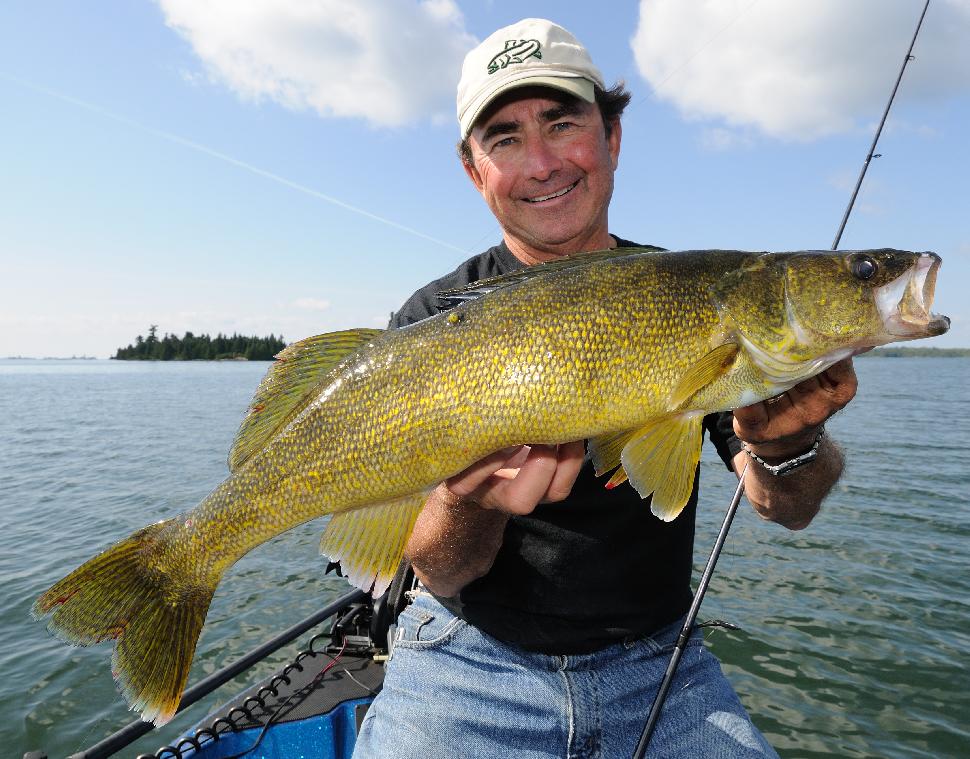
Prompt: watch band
<box><xmin>743</xmin><ymin>427</ymin><xmax>825</xmax><ymax>476</ymax></box>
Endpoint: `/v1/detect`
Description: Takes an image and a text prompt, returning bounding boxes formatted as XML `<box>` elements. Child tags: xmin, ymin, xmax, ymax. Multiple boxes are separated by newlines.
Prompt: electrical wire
<box><xmin>218</xmin><ymin>638</ymin><xmax>349</xmax><ymax>759</ymax></box>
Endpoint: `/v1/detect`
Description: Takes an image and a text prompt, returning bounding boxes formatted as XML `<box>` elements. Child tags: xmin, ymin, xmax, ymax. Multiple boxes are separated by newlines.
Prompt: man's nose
<box><xmin>523</xmin><ymin>136</ymin><xmax>562</xmax><ymax>181</ymax></box>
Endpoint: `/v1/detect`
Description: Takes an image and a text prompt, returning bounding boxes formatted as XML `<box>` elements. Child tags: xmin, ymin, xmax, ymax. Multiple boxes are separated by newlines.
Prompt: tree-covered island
<box><xmin>114</xmin><ymin>325</ymin><xmax>286</xmax><ymax>361</ymax></box>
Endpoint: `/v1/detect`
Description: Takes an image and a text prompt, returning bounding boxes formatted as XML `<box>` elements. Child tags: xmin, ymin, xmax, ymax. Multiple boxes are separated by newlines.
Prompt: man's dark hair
<box><xmin>457</xmin><ymin>82</ymin><xmax>632</xmax><ymax>167</ymax></box>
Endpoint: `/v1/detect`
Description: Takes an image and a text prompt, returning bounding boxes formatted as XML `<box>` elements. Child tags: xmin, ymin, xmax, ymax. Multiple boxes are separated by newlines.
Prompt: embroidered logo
<box><xmin>487</xmin><ymin>39</ymin><xmax>542</xmax><ymax>75</ymax></box>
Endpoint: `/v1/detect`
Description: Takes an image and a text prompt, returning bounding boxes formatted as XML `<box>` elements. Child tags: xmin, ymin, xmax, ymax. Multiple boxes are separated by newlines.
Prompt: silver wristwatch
<box><xmin>742</xmin><ymin>428</ymin><xmax>825</xmax><ymax>476</ymax></box>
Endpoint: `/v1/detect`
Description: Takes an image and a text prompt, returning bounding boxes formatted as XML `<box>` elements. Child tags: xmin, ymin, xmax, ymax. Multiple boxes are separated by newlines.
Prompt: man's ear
<box><xmin>607</xmin><ymin>119</ymin><xmax>622</xmax><ymax>171</ymax></box>
<box><xmin>462</xmin><ymin>154</ymin><xmax>485</xmax><ymax>193</ymax></box>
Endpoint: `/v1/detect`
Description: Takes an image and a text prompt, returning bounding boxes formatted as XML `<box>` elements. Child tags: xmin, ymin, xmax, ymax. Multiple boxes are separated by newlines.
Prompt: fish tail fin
<box><xmin>32</xmin><ymin>518</ymin><xmax>214</xmax><ymax>725</ymax></box>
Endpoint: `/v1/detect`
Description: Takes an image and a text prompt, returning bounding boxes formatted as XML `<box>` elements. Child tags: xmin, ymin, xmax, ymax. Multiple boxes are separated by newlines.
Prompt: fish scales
<box><xmin>32</xmin><ymin>247</ymin><xmax>948</xmax><ymax>724</ymax></box>
<box><xmin>222</xmin><ymin>252</ymin><xmax>727</xmax><ymax>509</ymax></box>
<box><xmin>144</xmin><ymin>252</ymin><xmax>756</xmax><ymax>589</ymax></box>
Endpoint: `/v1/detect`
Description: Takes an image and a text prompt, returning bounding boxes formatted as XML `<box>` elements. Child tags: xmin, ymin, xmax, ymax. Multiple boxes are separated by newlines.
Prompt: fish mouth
<box><xmin>875</xmin><ymin>252</ymin><xmax>950</xmax><ymax>338</ymax></box>
<box><xmin>523</xmin><ymin>180</ymin><xmax>579</xmax><ymax>204</ymax></box>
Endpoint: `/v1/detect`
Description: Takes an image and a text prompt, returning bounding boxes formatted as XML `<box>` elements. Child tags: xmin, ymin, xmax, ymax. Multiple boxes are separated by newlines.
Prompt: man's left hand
<box><xmin>731</xmin><ymin>358</ymin><xmax>857</xmax><ymax>530</ymax></box>
<box><xmin>734</xmin><ymin>357</ymin><xmax>858</xmax><ymax>458</ymax></box>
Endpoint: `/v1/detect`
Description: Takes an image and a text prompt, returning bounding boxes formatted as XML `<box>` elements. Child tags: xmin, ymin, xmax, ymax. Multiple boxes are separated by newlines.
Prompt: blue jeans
<box><xmin>353</xmin><ymin>592</ymin><xmax>778</xmax><ymax>758</ymax></box>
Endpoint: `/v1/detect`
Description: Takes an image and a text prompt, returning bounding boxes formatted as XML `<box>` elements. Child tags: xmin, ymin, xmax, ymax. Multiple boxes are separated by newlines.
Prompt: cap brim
<box><xmin>460</xmin><ymin>75</ymin><xmax>596</xmax><ymax>138</ymax></box>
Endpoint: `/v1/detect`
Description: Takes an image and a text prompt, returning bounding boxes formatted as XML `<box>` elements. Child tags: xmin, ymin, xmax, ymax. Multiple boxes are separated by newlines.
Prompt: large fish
<box><xmin>34</xmin><ymin>248</ymin><xmax>948</xmax><ymax>724</ymax></box>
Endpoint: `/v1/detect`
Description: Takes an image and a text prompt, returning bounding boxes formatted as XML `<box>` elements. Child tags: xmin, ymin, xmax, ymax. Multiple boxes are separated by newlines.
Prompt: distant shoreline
<box><xmin>4</xmin><ymin>347</ymin><xmax>968</xmax><ymax>361</ymax></box>
<box><xmin>1</xmin><ymin>356</ymin><xmax>266</xmax><ymax>361</ymax></box>
<box><xmin>859</xmin><ymin>347</ymin><xmax>970</xmax><ymax>358</ymax></box>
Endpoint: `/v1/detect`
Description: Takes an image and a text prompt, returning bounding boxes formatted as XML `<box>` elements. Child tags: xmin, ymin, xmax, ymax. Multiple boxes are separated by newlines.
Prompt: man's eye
<box><xmin>492</xmin><ymin>137</ymin><xmax>515</xmax><ymax>149</ymax></box>
<box><xmin>552</xmin><ymin>122</ymin><xmax>573</xmax><ymax>132</ymax></box>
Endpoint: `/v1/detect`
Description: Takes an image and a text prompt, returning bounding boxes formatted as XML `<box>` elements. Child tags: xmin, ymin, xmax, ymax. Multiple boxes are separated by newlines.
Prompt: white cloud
<box><xmin>157</xmin><ymin>0</ymin><xmax>477</xmax><ymax>127</ymax></box>
<box><xmin>699</xmin><ymin>126</ymin><xmax>753</xmax><ymax>151</ymax></box>
<box><xmin>632</xmin><ymin>0</ymin><xmax>970</xmax><ymax>141</ymax></box>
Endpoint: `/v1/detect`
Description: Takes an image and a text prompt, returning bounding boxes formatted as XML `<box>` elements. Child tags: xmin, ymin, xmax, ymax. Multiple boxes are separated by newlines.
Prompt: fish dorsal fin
<box><xmin>320</xmin><ymin>492</ymin><xmax>428</xmax><ymax>597</ymax></box>
<box><xmin>228</xmin><ymin>329</ymin><xmax>383</xmax><ymax>472</ymax></box>
<box><xmin>668</xmin><ymin>343</ymin><xmax>739</xmax><ymax>410</ymax></box>
<box><xmin>436</xmin><ymin>246</ymin><xmax>664</xmax><ymax>307</ymax></box>
<box><xmin>591</xmin><ymin>415</ymin><xmax>705</xmax><ymax>521</ymax></box>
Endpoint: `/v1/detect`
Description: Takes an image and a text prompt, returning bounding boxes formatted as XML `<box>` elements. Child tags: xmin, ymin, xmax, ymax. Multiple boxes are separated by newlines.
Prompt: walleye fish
<box><xmin>33</xmin><ymin>247</ymin><xmax>948</xmax><ymax>724</ymax></box>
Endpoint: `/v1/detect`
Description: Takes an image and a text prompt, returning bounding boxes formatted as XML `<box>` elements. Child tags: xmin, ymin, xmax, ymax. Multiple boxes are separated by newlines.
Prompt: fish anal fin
<box><xmin>668</xmin><ymin>343</ymin><xmax>739</xmax><ymax>409</ymax></box>
<box><xmin>620</xmin><ymin>415</ymin><xmax>705</xmax><ymax>522</ymax></box>
<box><xmin>228</xmin><ymin>329</ymin><xmax>384</xmax><ymax>472</ymax></box>
<box><xmin>320</xmin><ymin>492</ymin><xmax>428</xmax><ymax>597</ymax></box>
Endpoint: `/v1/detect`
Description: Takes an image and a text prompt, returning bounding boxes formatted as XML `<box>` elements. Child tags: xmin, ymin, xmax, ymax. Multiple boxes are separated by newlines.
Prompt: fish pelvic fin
<box><xmin>229</xmin><ymin>328</ymin><xmax>384</xmax><ymax>472</ymax></box>
<box><xmin>593</xmin><ymin>415</ymin><xmax>705</xmax><ymax>521</ymax></box>
<box><xmin>32</xmin><ymin>519</ymin><xmax>215</xmax><ymax>726</ymax></box>
<box><xmin>589</xmin><ymin>414</ymin><xmax>704</xmax><ymax>519</ymax></box>
<box><xmin>320</xmin><ymin>492</ymin><xmax>428</xmax><ymax>597</ymax></box>
<box><xmin>668</xmin><ymin>342</ymin><xmax>739</xmax><ymax>409</ymax></box>
<box><xmin>588</xmin><ymin>428</ymin><xmax>639</xmax><ymax>480</ymax></box>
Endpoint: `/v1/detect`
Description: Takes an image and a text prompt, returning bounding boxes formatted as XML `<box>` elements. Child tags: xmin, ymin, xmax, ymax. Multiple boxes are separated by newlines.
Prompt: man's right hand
<box><xmin>405</xmin><ymin>441</ymin><xmax>586</xmax><ymax>597</ymax></box>
<box><xmin>445</xmin><ymin>441</ymin><xmax>586</xmax><ymax>515</ymax></box>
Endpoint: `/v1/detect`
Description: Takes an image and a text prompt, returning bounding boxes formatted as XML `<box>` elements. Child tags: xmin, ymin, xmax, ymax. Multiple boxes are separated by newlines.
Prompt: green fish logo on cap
<box><xmin>487</xmin><ymin>39</ymin><xmax>542</xmax><ymax>75</ymax></box>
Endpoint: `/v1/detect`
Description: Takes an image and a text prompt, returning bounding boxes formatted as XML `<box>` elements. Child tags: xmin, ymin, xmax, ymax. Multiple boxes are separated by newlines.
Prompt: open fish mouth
<box><xmin>876</xmin><ymin>252</ymin><xmax>950</xmax><ymax>337</ymax></box>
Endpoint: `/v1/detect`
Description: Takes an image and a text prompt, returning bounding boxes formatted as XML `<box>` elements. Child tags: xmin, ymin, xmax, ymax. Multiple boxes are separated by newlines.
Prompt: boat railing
<box><xmin>24</xmin><ymin>588</ymin><xmax>367</xmax><ymax>759</ymax></box>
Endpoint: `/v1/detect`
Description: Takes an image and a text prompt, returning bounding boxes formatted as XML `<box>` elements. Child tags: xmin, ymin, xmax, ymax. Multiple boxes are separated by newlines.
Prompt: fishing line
<box><xmin>0</xmin><ymin>72</ymin><xmax>468</xmax><ymax>255</ymax></box>
<box><xmin>636</xmin><ymin>0</ymin><xmax>762</xmax><ymax>102</ymax></box>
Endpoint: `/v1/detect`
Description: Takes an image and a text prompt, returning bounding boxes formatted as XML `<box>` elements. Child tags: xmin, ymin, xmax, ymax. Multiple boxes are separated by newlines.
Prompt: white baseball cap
<box><xmin>457</xmin><ymin>18</ymin><xmax>606</xmax><ymax>138</ymax></box>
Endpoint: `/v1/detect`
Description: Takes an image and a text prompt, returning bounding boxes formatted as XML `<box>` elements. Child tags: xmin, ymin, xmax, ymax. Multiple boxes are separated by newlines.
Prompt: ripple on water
<box><xmin>7</xmin><ymin>357</ymin><xmax>970</xmax><ymax>758</ymax></box>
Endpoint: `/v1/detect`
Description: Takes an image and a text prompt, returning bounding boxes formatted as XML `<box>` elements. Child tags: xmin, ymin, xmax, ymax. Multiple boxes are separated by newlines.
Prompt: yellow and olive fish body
<box><xmin>33</xmin><ymin>248</ymin><xmax>948</xmax><ymax>724</ymax></box>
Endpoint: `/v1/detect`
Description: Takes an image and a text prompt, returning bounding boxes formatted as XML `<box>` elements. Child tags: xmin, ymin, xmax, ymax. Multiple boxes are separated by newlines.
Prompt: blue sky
<box><xmin>1</xmin><ymin>0</ymin><xmax>967</xmax><ymax>358</ymax></box>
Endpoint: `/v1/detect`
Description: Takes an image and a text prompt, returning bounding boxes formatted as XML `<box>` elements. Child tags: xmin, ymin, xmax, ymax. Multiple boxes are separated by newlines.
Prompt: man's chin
<box><xmin>511</xmin><ymin>222</ymin><xmax>606</xmax><ymax>255</ymax></box>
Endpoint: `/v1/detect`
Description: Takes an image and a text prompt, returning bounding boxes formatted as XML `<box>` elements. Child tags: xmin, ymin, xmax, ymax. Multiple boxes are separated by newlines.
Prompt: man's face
<box><xmin>464</xmin><ymin>88</ymin><xmax>621</xmax><ymax>262</ymax></box>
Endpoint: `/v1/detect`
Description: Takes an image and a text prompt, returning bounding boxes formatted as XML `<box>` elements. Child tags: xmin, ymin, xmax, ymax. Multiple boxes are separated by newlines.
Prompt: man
<box><xmin>354</xmin><ymin>18</ymin><xmax>854</xmax><ymax>758</ymax></box>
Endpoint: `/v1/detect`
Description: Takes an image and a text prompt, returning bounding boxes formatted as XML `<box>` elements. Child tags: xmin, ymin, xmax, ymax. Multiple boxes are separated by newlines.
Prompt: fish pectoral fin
<box><xmin>228</xmin><ymin>328</ymin><xmax>384</xmax><ymax>472</ymax></box>
<box><xmin>668</xmin><ymin>342</ymin><xmax>739</xmax><ymax>409</ymax></box>
<box><xmin>320</xmin><ymin>492</ymin><xmax>428</xmax><ymax>597</ymax></box>
<box><xmin>620</xmin><ymin>414</ymin><xmax>705</xmax><ymax>522</ymax></box>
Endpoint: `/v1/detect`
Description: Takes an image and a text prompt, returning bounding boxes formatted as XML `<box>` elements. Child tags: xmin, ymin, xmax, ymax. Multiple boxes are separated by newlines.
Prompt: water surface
<box><xmin>2</xmin><ymin>357</ymin><xmax>967</xmax><ymax>758</ymax></box>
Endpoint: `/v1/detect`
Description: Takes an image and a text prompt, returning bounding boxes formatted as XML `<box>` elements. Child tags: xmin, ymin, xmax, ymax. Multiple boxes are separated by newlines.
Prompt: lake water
<box><xmin>2</xmin><ymin>357</ymin><xmax>968</xmax><ymax>758</ymax></box>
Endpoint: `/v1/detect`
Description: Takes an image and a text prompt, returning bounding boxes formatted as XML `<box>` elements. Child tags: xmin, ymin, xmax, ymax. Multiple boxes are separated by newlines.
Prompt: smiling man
<box><xmin>352</xmin><ymin>18</ymin><xmax>854</xmax><ymax>758</ymax></box>
<box><xmin>462</xmin><ymin>88</ymin><xmax>619</xmax><ymax>262</ymax></box>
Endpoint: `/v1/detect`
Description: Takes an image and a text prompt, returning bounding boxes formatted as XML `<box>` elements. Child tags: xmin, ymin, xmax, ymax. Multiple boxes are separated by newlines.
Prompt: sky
<box><xmin>1</xmin><ymin>0</ymin><xmax>968</xmax><ymax>358</ymax></box>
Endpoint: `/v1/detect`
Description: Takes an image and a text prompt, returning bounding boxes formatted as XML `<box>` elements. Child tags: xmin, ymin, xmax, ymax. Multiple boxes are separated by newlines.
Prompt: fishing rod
<box><xmin>633</xmin><ymin>465</ymin><xmax>748</xmax><ymax>757</ymax></box>
<box><xmin>632</xmin><ymin>2</ymin><xmax>931</xmax><ymax>756</ymax></box>
<box><xmin>832</xmin><ymin>0</ymin><xmax>932</xmax><ymax>250</ymax></box>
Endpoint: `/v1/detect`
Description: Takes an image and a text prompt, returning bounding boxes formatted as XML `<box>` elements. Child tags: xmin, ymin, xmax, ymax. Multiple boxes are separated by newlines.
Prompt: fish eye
<box><xmin>850</xmin><ymin>254</ymin><xmax>878</xmax><ymax>281</ymax></box>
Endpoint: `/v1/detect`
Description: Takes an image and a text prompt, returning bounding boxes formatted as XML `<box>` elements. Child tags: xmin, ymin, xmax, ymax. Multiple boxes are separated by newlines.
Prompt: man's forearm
<box><xmin>734</xmin><ymin>433</ymin><xmax>844</xmax><ymax>530</ymax></box>
<box><xmin>405</xmin><ymin>484</ymin><xmax>510</xmax><ymax>598</ymax></box>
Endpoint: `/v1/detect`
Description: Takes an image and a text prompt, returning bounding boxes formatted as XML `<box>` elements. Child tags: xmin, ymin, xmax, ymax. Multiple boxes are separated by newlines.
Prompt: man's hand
<box><xmin>734</xmin><ymin>358</ymin><xmax>858</xmax><ymax>458</ymax></box>
<box><xmin>405</xmin><ymin>441</ymin><xmax>586</xmax><ymax>597</ymax></box>
<box><xmin>731</xmin><ymin>358</ymin><xmax>858</xmax><ymax>529</ymax></box>
<box><xmin>445</xmin><ymin>441</ymin><xmax>586</xmax><ymax>515</ymax></box>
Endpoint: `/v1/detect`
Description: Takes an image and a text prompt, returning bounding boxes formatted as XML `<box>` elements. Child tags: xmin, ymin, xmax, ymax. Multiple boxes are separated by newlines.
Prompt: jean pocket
<box><xmin>393</xmin><ymin>599</ymin><xmax>467</xmax><ymax>650</ymax></box>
